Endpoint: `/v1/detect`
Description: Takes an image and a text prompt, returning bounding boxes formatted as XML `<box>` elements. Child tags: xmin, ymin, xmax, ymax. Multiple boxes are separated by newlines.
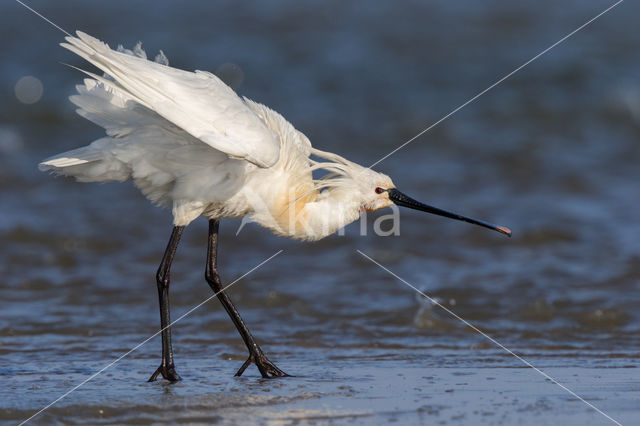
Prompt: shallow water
<box><xmin>1</xmin><ymin>0</ymin><xmax>639</xmax><ymax>424</ymax></box>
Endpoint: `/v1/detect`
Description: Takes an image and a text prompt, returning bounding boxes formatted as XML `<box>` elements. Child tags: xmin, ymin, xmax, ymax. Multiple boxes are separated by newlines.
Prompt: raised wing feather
<box><xmin>39</xmin><ymin>76</ymin><xmax>245</xmax><ymax>209</ymax></box>
<box><xmin>61</xmin><ymin>31</ymin><xmax>280</xmax><ymax>168</ymax></box>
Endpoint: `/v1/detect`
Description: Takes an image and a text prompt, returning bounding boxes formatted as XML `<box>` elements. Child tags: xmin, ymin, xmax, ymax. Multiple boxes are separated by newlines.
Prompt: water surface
<box><xmin>1</xmin><ymin>0</ymin><xmax>639</xmax><ymax>424</ymax></box>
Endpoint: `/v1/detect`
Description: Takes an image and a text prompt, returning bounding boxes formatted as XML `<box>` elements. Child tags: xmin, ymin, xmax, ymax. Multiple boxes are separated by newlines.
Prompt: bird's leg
<box><xmin>148</xmin><ymin>226</ymin><xmax>184</xmax><ymax>383</ymax></box>
<box><xmin>205</xmin><ymin>219</ymin><xmax>288</xmax><ymax>378</ymax></box>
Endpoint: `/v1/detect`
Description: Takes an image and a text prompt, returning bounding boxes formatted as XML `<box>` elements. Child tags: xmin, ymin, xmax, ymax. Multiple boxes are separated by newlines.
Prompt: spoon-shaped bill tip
<box><xmin>496</xmin><ymin>226</ymin><xmax>512</xmax><ymax>237</ymax></box>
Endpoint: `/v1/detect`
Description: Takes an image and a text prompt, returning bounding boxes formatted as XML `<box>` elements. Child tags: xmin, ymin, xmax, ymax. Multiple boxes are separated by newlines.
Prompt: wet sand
<box><xmin>4</xmin><ymin>351</ymin><xmax>637</xmax><ymax>424</ymax></box>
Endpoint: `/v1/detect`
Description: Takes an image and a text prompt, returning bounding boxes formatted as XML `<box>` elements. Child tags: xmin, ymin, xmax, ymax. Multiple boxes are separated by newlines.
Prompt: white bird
<box><xmin>40</xmin><ymin>32</ymin><xmax>511</xmax><ymax>380</ymax></box>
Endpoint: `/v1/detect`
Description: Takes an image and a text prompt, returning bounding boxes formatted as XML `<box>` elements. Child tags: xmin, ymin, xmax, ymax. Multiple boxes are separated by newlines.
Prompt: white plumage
<box><xmin>40</xmin><ymin>31</ymin><xmax>396</xmax><ymax>240</ymax></box>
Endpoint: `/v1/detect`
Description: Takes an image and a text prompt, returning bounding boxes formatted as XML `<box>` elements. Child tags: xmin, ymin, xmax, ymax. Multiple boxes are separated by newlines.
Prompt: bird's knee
<box><xmin>156</xmin><ymin>271</ymin><xmax>170</xmax><ymax>289</ymax></box>
<box><xmin>204</xmin><ymin>270</ymin><xmax>221</xmax><ymax>287</ymax></box>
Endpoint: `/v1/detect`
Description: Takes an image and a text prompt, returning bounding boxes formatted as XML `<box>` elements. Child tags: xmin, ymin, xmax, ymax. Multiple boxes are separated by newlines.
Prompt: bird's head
<box><xmin>358</xmin><ymin>170</ymin><xmax>396</xmax><ymax>212</ymax></box>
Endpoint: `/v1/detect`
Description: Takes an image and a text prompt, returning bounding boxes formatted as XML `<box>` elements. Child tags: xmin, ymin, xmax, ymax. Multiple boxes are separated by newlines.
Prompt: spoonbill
<box><xmin>40</xmin><ymin>32</ymin><xmax>511</xmax><ymax>380</ymax></box>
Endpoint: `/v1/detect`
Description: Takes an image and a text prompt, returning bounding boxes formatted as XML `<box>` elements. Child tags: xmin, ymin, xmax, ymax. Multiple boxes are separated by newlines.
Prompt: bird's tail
<box><xmin>39</xmin><ymin>140</ymin><xmax>129</xmax><ymax>182</ymax></box>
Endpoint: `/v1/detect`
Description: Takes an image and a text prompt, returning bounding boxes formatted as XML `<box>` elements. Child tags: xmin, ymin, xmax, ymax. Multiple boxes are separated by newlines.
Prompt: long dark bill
<box><xmin>387</xmin><ymin>188</ymin><xmax>511</xmax><ymax>237</ymax></box>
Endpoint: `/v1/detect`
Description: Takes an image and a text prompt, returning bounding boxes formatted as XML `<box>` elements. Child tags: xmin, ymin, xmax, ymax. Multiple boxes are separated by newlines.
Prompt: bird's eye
<box><xmin>375</xmin><ymin>187</ymin><xmax>385</xmax><ymax>194</ymax></box>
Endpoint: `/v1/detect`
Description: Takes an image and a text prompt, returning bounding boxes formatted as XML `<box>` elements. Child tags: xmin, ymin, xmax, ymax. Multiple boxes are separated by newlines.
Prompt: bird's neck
<box><xmin>263</xmin><ymin>188</ymin><xmax>362</xmax><ymax>241</ymax></box>
<box><xmin>300</xmin><ymin>193</ymin><xmax>362</xmax><ymax>240</ymax></box>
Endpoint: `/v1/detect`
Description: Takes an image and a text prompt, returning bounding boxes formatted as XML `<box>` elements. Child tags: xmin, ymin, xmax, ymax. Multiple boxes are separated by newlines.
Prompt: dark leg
<box><xmin>148</xmin><ymin>226</ymin><xmax>184</xmax><ymax>382</ymax></box>
<box><xmin>205</xmin><ymin>219</ymin><xmax>287</xmax><ymax>378</ymax></box>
